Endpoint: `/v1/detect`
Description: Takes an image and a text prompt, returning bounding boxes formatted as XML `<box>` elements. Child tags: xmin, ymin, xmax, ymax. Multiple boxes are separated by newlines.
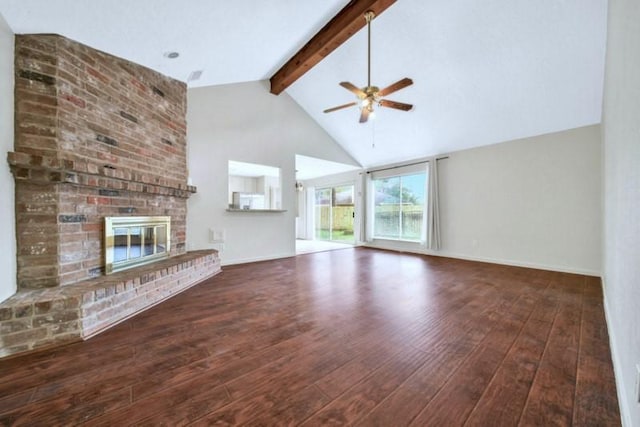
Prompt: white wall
<box><xmin>367</xmin><ymin>125</ymin><xmax>602</xmax><ymax>275</ymax></box>
<box><xmin>602</xmin><ymin>0</ymin><xmax>640</xmax><ymax>425</ymax></box>
<box><xmin>0</xmin><ymin>14</ymin><xmax>16</xmax><ymax>303</ymax></box>
<box><xmin>187</xmin><ymin>80</ymin><xmax>359</xmax><ymax>265</ymax></box>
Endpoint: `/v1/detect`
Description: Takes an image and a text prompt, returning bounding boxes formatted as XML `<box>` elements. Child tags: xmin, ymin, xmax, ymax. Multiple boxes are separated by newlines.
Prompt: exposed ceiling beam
<box><xmin>269</xmin><ymin>0</ymin><xmax>397</xmax><ymax>95</ymax></box>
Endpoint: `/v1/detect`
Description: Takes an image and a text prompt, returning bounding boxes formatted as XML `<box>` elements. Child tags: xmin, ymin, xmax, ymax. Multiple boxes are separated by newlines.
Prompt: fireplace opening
<box><xmin>105</xmin><ymin>216</ymin><xmax>171</xmax><ymax>274</ymax></box>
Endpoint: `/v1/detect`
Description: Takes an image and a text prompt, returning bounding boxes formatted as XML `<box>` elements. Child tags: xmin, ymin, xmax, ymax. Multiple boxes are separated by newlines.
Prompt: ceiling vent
<box><xmin>188</xmin><ymin>70</ymin><xmax>203</xmax><ymax>82</ymax></box>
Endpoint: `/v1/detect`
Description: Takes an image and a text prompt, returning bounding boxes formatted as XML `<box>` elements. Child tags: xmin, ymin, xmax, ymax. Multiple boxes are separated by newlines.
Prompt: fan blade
<box><xmin>359</xmin><ymin>108</ymin><xmax>370</xmax><ymax>123</ymax></box>
<box><xmin>379</xmin><ymin>99</ymin><xmax>413</xmax><ymax>111</ymax></box>
<box><xmin>378</xmin><ymin>78</ymin><xmax>413</xmax><ymax>97</ymax></box>
<box><xmin>323</xmin><ymin>102</ymin><xmax>358</xmax><ymax>113</ymax></box>
<box><xmin>340</xmin><ymin>82</ymin><xmax>366</xmax><ymax>98</ymax></box>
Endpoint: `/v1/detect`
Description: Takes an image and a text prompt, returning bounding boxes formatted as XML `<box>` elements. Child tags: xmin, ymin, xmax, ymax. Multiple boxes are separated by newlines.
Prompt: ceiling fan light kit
<box><xmin>324</xmin><ymin>10</ymin><xmax>414</xmax><ymax>123</ymax></box>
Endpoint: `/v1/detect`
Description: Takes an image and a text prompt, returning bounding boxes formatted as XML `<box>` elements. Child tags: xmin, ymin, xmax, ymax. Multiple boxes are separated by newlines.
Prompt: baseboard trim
<box><xmin>602</xmin><ymin>278</ymin><xmax>632</xmax><ymax>427</ymax></box>
<box><xmin>431</xmin><ymin>251</ymin><xmax>601</xmax><ymax>276</ymax></box>
<box><xmin>223</xmin><ymin>243</ymin><xmax>600</xmax><ymax>276</ymax></box>
<box><xmin>362</xmin><ymin>243</ymin><xmax>600</xmax><ymax>276</ymax></box>
<box><xmin>221</xmin><ymin>252</ymin><xmax>296</xmax><ymax>266</ymax></box>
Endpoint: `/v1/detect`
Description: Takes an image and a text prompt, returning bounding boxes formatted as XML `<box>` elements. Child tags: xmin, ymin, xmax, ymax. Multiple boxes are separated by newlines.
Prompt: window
<box><xmin>372</xmin><ymin>172</ymin><xmax>426</xmax><ymax>241</ymax></box>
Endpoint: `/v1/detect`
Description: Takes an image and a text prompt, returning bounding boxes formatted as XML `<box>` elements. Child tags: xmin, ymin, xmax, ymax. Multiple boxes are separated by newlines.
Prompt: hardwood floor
<box><xmin>0</xmin><ymin>248</ymin><xmax>620</xmax><ymax>426</ymax></box>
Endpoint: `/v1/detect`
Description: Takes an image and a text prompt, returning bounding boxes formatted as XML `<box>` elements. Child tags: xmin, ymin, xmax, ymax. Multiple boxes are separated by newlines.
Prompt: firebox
<box><xmin>105</xmin><ymin>216</ymin><xmax>171</xmax><ymax>274</ymax></box>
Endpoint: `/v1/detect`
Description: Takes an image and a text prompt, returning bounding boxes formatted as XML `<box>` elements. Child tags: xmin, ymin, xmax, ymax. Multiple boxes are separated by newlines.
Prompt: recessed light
<box><xmin>164</xmin><ymin>51</ymin><xmax>180</xmax><ymax>59</ymax></box>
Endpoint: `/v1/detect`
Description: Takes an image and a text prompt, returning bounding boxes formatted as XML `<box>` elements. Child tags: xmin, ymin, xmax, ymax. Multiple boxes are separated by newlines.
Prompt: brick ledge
<box><xmin>0</xmin><ymin>250</ymin><xmax>220</xmax><ymax>359</ymax></box>
<box><xmin>7</xmin><ymin>151</ymin><xmax>197</xmax><ymax>197</ymax></box>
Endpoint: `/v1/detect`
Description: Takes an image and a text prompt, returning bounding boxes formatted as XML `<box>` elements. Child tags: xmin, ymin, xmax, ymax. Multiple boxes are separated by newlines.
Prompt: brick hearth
<box><xmin>2</xmin><ymin>34</ymin><xmax>221</xmax><ymax>358</ymax></box>
<box><xmin>0</xmin><ymin>251</ymin><xmax>220</xmax><ymax>358</ymax></box>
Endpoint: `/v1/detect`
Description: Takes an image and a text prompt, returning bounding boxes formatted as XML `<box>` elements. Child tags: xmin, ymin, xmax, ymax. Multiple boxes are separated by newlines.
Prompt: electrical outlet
<box><xmin>208</xmin><ymin>229</ymin><xmax>225</xmax><ymax>243</ymax></box>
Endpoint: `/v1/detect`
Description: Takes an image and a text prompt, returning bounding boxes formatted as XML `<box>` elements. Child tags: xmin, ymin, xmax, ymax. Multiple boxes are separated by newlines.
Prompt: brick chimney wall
<box><xmin>9</xmin><ymin>34</ymin><xmax>195</xmax><ymax>289</ymax></box>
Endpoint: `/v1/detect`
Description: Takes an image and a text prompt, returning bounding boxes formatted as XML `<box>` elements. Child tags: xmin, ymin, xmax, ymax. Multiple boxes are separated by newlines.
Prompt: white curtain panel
<box><xmin>427</xmin><ymin>158</ymin><xmax>441</xmax><ymax>250</ymax></box>
<box><xmin>360</xmin><ymin>173</ymin><xmax>374</xmax><ymax>243</ymax></box>
<box><xmin>420</xmin><ymin>163</ymin><xmax>429</xmax><ymax>245</ymax></box>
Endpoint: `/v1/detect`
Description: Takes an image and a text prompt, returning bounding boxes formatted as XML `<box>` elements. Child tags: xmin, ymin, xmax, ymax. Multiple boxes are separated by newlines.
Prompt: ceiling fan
<box><xmin>323</xmin><ymin>11</ymin><xmax>413</xmax><ymax>123</ymax></box>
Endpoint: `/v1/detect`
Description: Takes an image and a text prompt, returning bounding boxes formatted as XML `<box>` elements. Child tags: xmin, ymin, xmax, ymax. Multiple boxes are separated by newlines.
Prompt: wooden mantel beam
<box><xmin>269</xmin><ymin>0</ymin><xmax>397</xmax><ymax>95</ymax></box>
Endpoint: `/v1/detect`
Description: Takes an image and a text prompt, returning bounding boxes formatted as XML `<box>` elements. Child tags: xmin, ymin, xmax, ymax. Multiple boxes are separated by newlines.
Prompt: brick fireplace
<box><xmin>0</xmin><ymin>34</ymin><xmax>221</xmax><ymax>358</ymax></box>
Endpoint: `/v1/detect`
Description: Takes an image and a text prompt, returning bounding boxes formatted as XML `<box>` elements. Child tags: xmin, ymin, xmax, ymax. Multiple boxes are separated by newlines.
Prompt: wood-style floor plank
<box><xmin>300</xmin><ymin>346</ymin><xmax>429</xmax><ymax>426</ymax></box>
<box><xmin>354</xmin><ymin>278</ymin><xmax>526</xmax><ymax>426</ymax></box>
<box><xmin>518</xmin><ymin>274</ymin><xmax>584</xmax><ymax>426</ymax></box>
<box><xmin>464</xmin><ymin>305</ymin><xmax>557</xmax><ymax>426</ymax></box>
<box><xmin>408</xmin><ymin>312</ymin><xmax>529</xmax><ymax>426</ymax></box>
<box><xmin>241</xmin><ymin>384</ymin><xmax>331</xmax><ymax>426</ymax></box>
<box><xmin>0</xmin><ymin>248</ymin><xmax>621</xmax><ymax>426</ymax></box>
<box><xmin>572</xmin><ymin>276</ymin><xmax>621</xmax><ymax>426</ymax></box>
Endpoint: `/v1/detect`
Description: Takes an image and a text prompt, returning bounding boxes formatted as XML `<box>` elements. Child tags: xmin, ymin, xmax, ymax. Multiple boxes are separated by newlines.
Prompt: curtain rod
<box><xmin>365</xmin><ymin>156</ymin><xmax>449</xmax><ymax>174</ymax></box>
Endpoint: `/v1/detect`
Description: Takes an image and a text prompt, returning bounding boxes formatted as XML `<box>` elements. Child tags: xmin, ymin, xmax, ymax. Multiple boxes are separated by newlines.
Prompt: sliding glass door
<box><xmin>372</xmin><ymin>173</ymin><xmax>426</xmax><ymax>241</ymax></box>
<box><xmin>314</xmin><ymin>185</ymin><xmax>355</xmax><ymax>244</ymax></box>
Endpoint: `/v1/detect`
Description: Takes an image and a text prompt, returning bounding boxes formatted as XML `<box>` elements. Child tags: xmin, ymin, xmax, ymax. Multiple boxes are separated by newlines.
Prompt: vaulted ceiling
<box><xmin>0</xmin><ymin>0</ymin><xmax>607</xmax><ymax>168</ymax></box>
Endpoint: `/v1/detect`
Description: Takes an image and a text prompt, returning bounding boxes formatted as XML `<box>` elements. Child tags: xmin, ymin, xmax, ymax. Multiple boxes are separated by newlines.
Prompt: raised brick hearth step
<box><xmin>0</xmin><ymin>250</ymin><xmax>220</xmax><ymax>358</ymax></box>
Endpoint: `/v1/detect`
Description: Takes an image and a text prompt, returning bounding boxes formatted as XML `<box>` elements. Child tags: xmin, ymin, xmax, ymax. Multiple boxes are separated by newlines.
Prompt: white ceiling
<box><xmin>0</xmin><ymin>0</ymin><xmax>608</xmax><ymax>169</ymax></box>
<box><xmin>0</xmin><ymin>0</ymin><xmax>347</xmax><ymax>86</ymax></box>
<box><xmin>295</xmin><ymin>155</ymin><xmax>361</xmax><ymax>181</ymax></box>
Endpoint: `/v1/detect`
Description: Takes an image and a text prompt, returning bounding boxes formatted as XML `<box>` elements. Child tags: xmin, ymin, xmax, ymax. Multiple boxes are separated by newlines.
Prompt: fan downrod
<box><xmin>322</xmin><ymin>10</ymin><xmax>414</xmax><ymax>123</ymax></box>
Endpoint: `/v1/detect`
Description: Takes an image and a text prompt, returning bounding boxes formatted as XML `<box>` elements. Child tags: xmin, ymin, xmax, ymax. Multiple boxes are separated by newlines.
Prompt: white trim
<box><xmin>223</xmin><ymin>242</ymin><xmax>601</xmax><ymax>278</ymax></box>
<box><xmin>363</xmin><ymin>242</ymin><xmax>601</xmax><ymax>276</ymax></box>
<box><xmin>223</xmin><ymin>244</ymin><xmax>371</xmax><ymax>266</ymax></box>
<box><xmin>371</xmin><ymin>237</ymin><xmax>422</xmax><ymax>244</ymax></box>
<box><xmin>602</xmin><ymin>278</ymin><xmax>632</xmax><ymax>427</ymax></box>
<box><xmin>220</xmin><ymin>252</ymin><xmax>296</xmax><ymax>266</ymax></box>
<box><xmin>432</xmin><ymin>251</ymin><xmax>602</xmax><ymax>276</ymax></box>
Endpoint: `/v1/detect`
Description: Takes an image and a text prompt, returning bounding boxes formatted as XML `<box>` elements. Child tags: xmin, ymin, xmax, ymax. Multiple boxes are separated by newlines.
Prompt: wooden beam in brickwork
<box><xmin>269</xmin><ymin>0</ymin><xmax>397</xmax><ymax>95</ymax></box>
